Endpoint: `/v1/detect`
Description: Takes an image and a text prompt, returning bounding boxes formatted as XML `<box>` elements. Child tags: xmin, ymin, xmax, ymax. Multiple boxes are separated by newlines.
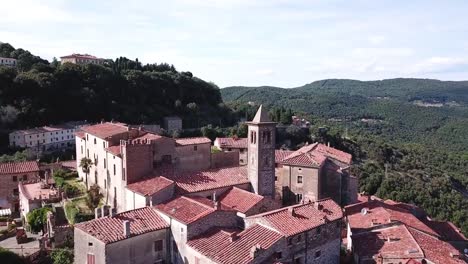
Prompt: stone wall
<box><xmin>175</xmin><ymin>143</ymin><xmax>211</xmax><ymax>172</ymax></box>
<box><xmin>0</xmin><ymin>171</ymin><xmax>40</xmax><ymax>212</ymax></box>
<box><xmin>210</xmin><ymin>151</ymin><xmax>239</xmax><ymax>169</ymax></box>
<box><xmin>123</xmin><ymin>141</ymin><xmax>153</xmax><ymax>184</ymax></box>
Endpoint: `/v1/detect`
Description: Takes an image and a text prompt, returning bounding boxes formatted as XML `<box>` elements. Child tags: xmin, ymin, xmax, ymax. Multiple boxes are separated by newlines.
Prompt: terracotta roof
<box><xmin>175</xmin><ymin>137</ymin><xmax>211</xmax><ymax>146</ymax></box>
<box><xmin>215</xmin><ymin>137</ymin><xmax>248</xmax><ymax>149</ymax></box>
<box><xmin>248</xmin><ymin>198</ymin><xmax>343</xmax><ymax>237</ymax></box>
<box><xmin>352</xmin><ymin>225</ymin><xmax>425</xmax><ymax>262</ymax></box>
<box><xmin>60</xmin><ymin>160</ymin><xmax>77</xmax><ymax>170</ymax></box>
<box><xmin>281</xmin><ymin>144</ymin><xmax>327</xmax><ymax>167</ymax></box>
<box><xmin>314</xmin><ymin>143</ymin><xmax>352</xmax><ymax>165</ymax></box>
<box><xmin>275</xmin><ymin>150</ymin><xmax>294</xmax><ymax>163</ymax></box>
<box><xmin>60</xmin><ymin>53</ymin><xmax>103</xmax><ymax>59</ymax></box>
<box><xmin>154</xmin><ymin>196</ymin><xmax>217</xmax><ymax>224</ymax></box>
<box><xmin>345</xmin><ymin>199</ymin><xmax>439</xmax><ymax>237</ymax></box>
<box><xmin>75</xmin><ymin>131</ymin><xmax>85</xmax><ymax>139</ymax></box>
<box><xmin>161</xmin><ymin>166</ymin><xmax>250</xmax><ymax>194</ymax></box>
<box><xmin>105</xmin><ymin>146</ymin><xmax>122</xmax><ymax>156</ymax></box>
<box><xmin>188</xmin><ymin>224</ymin><xmax>282</xmax><ymax>264</ymax></box>
<box><xmin>0</xmin><ymin>161</ymin><xmax>39</xmax><ymax>175</ymax></box>
<box><xmin>408</xmin><ymin>228</ymin><xmax>465</xmax><ymax>264</ymax></box>
<box><xmin>132</xmin><ymin>132</ymin><xmax>163</xmax><ymax>142</ymax></box>
<box><xmin>81</xmin><ymin>122</ymin><xmax>129</xmax><ymax>139</ymax></box>
<box><xmin>126</xmin><ymin>176</ymin><xmax>174</xmax><ymax>196</ymax></box>
<box><xmin>75</xmin><ymin>207</ymin><xmax>168</xmax><ymax>244</ymax></box>
<box><xmin>218</xmin><ymin>187</ymin><xmax>264</xmax><ymax>214</ymax></box>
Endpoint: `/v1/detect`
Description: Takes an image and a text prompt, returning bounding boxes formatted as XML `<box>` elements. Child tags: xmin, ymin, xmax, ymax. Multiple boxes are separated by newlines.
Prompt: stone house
<box><xmin>276</xmin><ymin>143</ymin><xmax>357</xmax><ymax>206</ymax></box>
<box><xmin>18</xmin><ymin>179</ymin><xmax>60</xmax><ymax>219</ymax></box>
<box><xmin>74</xmin><ymin>207</ymin><xmax>169</xmax><ymax>264</ymax></box>
<box><xmin>214</xmin><ymin>137</ymin><xmax>248</xmax><ymax>165</ymax></box>
<box><xmin>0</xmin><ymin>161</ymin><xmax>40</xmax><ymax>212</ymax></box>
<box><xmin>0</xmin><ymin>57</ymin><xmax>17</xmax><ymax>67</ymax></box>
<box><xmin>60</xmin><ymin>54</ymin><xmax>105</xmax><ymax>65</ymax></box>
<box><xmin>345</xmin><ymin>196</ymin><xmax>467</xmax><ymax>264</ymax></box>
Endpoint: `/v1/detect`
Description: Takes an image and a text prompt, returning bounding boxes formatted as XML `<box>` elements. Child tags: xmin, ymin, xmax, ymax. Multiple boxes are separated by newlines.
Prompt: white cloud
<box><xmin>368</xmin><ymin>35</ymin><xmax>386</xmax><ymax>45</ymax></box>
<box><xmin>409</xmin><ymin>57</ymin><xmax>468</xmax><ymax>74</ymax></box>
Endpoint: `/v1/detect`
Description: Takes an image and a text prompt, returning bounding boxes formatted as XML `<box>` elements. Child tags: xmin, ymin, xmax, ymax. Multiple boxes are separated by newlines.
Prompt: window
<box><xmin>86</xmin><ymin>134</ymin><xmax>89</xmax><ymax>141</ymax></box>
<box><xmin>274</xmin><ymin>252</ymin><xmax>282</xmax><ymax>259</ymax></box>
<box><xmin>23</xmin><ymin>175</ymin><xmax>27</xmax><ymax>181</ymax></box>
<box><xmin>122</xmin><ymin>169</ymin><xmax>126</xmax><ymax>180</ymax></box>
<box><xmin>315</xmin><ymin>250</ymin><xmax>321</xmax><ymax>259</ymax></box>
<box><xmin>297</xmin><ymin>175</ymin><xmax>303</xmax><ymax>184</ymax></box>
<box><xmin>104</xmin><ymin>179</ymin><xmax>107</xmax><ymax>189</ymax></box>
<box><xmin>94</xmin><ymin>138</ymin><xmax>96</xmax><ymax>144</ymax></box>
<box><xmin>13</xmin><ymin>188</ymin><xmax>19</xmax><ymax>195</ymax></box>
<box><xmin>297</xmin><ymin>234</ymin><xmax>302</xmax><ymax>242</ymax></box>
<box><xmin>104</xmin><ymin>158</ymin><xmax>106</xmax><ymax>168</ymax></box>
<box><xmin>81</xmin><ymin>146</ymin><xmax>83</xmax><ymax>154</ymax></box>
<box><xmin>154</xmin><ymin>240</ymin><xmax>163</xmax><ymax>252</ymax></box>
<box><xmin>87</xmin><ymin>149</ymin><xmax>89</xmax><ymax>158</ymax></box>
<box><xmin>113</xmin><ymin>164</ymin><xmax>116</xmax><ymax>175</ymax></box>
<box><xmin>88</xmin><ymin>242</ymin><xmax>93</xmax><ymax>246</ymax></box>
<box><xmin>296</xmin><ymin>193</ymin><xmax>303</xmax><ymax>203</ymax></box>
<box><xmin>12</xmin><ymin>176</ymin><xmax>17</xmax><ymax>182</ymax></box>
<box><xmin>103</xmin><ymin>142</ymin><xmax>105</xmax><ymax>148</ymax></box>
<box><xmin>263</xmin><ymin>131</ymin><xmax>271</xmax><ymax>144</ymax></box>
<box><xmin>287</xmin><ymin>237</ymin><xmax>293</xmax><ymax>245</ymax></box>
<box><xmin>193</xmin><ymin>145</ymin><xmax>198</xmax><ymax>151</ymax></box>
<box><xmin>87</xmin><ymin>254</ymin><xmax>95</xmax><ymax>264</ymax></box>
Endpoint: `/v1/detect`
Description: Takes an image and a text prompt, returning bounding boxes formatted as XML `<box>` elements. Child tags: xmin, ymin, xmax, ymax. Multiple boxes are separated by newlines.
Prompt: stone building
<box><xmin>345</xmin><ymin>196</ymin><xmax>467</xmax><ymax>264</ymax></box>
<box><xmin>214</xmin><ymin>137</ymin><xmax>248</xmax><ymax>165</ymax></box>
<box><xmin>18</xmin><ymin>179</ymin><xmax>60</xmax><ymax>219</ymax></box>
<box><xmin>60</xmin><ymin>54</ymin><xmax>105</xmax><ymax>65</ymax></box>
<box><xmin>275</xmin><ymin>143</ymin><xmax>357</xmax><ymax>206</ymax></box>
<box><xmin>9</xmin><ymin>121</ymin><xmax>87</xmax><ymax>152</ymax></box>
<box><xmin>0</xmin><ymin>57</ymin><xmax>17</xmax><ymax>67</ymax></box>
<box><xmin>0</xmin><ymin>161</ymin><xmax>40</xmax><ymax>212</ymax></box>
<box><xmin>73</xmin><ymin>106</ymin><xmax>349</xmax><ymax>264</ymax></box>
<box><xmin>163</xmin><ymin>116</ymin><xmax>182</xmax><ymax>133</ymax></box>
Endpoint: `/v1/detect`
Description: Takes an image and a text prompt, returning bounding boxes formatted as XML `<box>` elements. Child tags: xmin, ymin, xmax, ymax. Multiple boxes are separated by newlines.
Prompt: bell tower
<box><xmin>247</xmin><ymin>105</ymin><xmax>276</xmax><ymax>197</ymax></box>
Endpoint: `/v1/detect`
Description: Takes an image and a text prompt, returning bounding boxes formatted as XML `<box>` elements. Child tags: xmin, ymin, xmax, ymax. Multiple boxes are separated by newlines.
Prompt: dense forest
<box><xmin>0</xmin><ymin>43</ymin><xmax>236</xmax><ymax>130</ymax></box>
<box><xmin>222</xmin><ymin>80</ymin><xmax>468</xmax><ymax>236</ymax></box>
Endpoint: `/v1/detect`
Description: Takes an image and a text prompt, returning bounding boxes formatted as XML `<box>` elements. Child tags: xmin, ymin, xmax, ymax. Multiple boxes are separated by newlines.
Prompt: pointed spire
<box><xmin>252</xmin><ymin>105</ymin><xmax>271</xmax><ymax>123</ymax></box>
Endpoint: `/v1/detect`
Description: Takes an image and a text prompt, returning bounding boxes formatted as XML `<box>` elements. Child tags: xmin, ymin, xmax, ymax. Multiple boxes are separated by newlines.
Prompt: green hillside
<box><xmin>222</xmin><ymin>79</ymin><xmax>468</xmax><ymax>235</ymax></box>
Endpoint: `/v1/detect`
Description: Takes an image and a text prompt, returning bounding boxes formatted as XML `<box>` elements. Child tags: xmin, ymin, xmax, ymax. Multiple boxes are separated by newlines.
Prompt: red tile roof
<box><xmin>248</xmin><ymin>198</ymin><xmax>343</xmax><ymax>237</ymax></box>
<box><xmin>75</xmin><ymin>207</ymin><xmax>169</xmax><ymax>244</ymax></box>
<box><xmin>352</xmin><ymin>225</ymin><xmax>425</xmax><ymax>262</ymax></box>
<box><xmin>422</xmin><ymin>219</ymin><xmax>467</xmax><ymax>241</ymax></box>
<box><xmin>126</xmin><ymin>176</ymin><xmax>174</xmax><ymax>196</ymax></box>
<box><xmin>161</xmin><ymin>166</ymin><xmax>250</xmax><ymax>194</ymax></box>
<box><xmin>60</xmin><ymin>53</ymin><xmax>103</xmax><ymax>60</ymax></box>
<box><xmin>215</xmin><ymin>137</ymin><xmax>248</xmax><ymax>149</ymax></box>
<box><xmin>75</xmin><ymin>131</ymin><xmax>85</xmax><ymax>139</ymax></box>
<box><xmin>155</xmin><ymin>196</ymin><xmax>217</xmax><ymax>224</ymax></box>
<box><xmin>218</xmin><ymin>187</ymin><xmax>264</xmax><ymax>214</ymax></box>
<box><xmin>279</xmin><ymin>143</ymin><xmax>352</xmax><ymax>168</ymax></box>
<box><xmin>314</xmin><ymin>143</ymin><xmax>352</xmax><ymax>165</ymax></box>
<box><xmin>60</xmin><ymin>160</ymin><xmax>77</xmax><ymax>170</ymax></box>
<box><xmin>188</xmin><ymin>224</ymin><xmax>282</xmax><ymax>264</ymax></box>
<box><xmin>105</xmin><ymin>146</ymin><xmax>122</xmax><ymax>156</ymax></box>
<box><xmin>132</xmin><ymin>132</ymin><xmax>163</xmax><ymax>142</ymax></box>
<box><xmin>0</xmin><ymin>161</ymin><xmax>39</xmax><ymax>175</ymax></box>
<box><xmin>81</xmin><ymin>122</ymin><xmax>129</xmax><ymax>139</ymax></box>
<box><xmin>175</xmin><ymin>137</ymin><xmax>211</xmax><ymax>146</ymax></box>
<box><xmin>408</xmin><ymin>228</ymin><xmax>465</xmax><ymax>264</ymax></box>
<box><xmin>275</xmin><ymin>150</ymin><xmax>294</xmax><ymax>163</ymax></box>
<box><xmin>345</xmin><ymin>199</ymin><xmax>439</xmax><ymax>237</ymax></box>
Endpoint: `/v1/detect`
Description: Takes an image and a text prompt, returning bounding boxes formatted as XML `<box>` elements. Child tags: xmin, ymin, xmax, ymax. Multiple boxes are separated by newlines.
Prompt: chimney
<box><xmin>314</xmin><ymin>202</ymin><xmax>323</xmax><ymax>211</ymax></box>
<box><xmin>44</xmin><ymin>171</ymin><xmax>49</xmax><ymax>186</ymax></box>
<box><xmin>212</xmin><ymin>192</ymin><xmax>217</xmax><ymax>202</ymax></box>
<box><xmin>101</xmin><ymin>119</ymin><xmax>104</xmax><ymax>124</ymax></box>
<box><xmin>110</xmin><ymin>207</ymin><xmax>116</xmax><ymax>217</ymax></box>
<box><xmin>229</xmin><ymin>232</ymin><xmax>239</xmax><ymax>242</ymax></box>
<box><xmin>288</xmin><ymin>207</ymin><xmax>296</xmax><ymax>216</ymax></box>
<box><xmin>249</xmin><ymin>244</ymin><xmax>262</xmax><ymax>258</ymax></box>
<box><xmin>95</xmin><ymin>207</ymin><xmax>102</xmax><ymax>219</ymax></box>
<box><xmin>123</xmin><ymin>220</ymin><xmax>130</xmax><ymax>238</ymax></box>
<box><xmin>327</xmin><ymin>142</ymin><xmax>330</xmax><ymax>147</ymax></box>
<box><xmin>101</xmin><ymin>206</ymin><xmax>106</xmax><ymax>217</ymax></box>
<box><xmin>214</xmin><ymin>201</ymin><xmax>221</xmax><ymax>210</ymax></box>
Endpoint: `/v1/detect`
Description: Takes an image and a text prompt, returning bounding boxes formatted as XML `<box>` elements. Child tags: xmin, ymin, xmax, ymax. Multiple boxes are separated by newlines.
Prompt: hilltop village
<box><xmin>0</xmin><ymin>105</ymin><xmax>466</xmax><ymax>263</ymax></box>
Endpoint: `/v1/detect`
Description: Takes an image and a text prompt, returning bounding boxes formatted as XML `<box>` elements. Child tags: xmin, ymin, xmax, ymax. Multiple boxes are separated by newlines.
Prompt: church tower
<box><xmin>247</xmin><ymin>105</ymin><xmax>276</xmax><ymax>197</ymax></box>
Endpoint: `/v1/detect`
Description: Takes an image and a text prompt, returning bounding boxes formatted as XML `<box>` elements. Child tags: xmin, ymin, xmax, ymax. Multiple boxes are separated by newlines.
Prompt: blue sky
<box><xmin>1</xmin><ymin>0</ymin><xmax>468</xmax><ymax>87</ymax></box>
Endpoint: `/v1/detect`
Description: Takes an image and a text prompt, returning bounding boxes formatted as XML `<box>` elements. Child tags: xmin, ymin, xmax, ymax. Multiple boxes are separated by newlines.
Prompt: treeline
<box><xmin>0</xmin><ymin>43</ymin><xmax>237</xmax><ymax>129</ymax></box>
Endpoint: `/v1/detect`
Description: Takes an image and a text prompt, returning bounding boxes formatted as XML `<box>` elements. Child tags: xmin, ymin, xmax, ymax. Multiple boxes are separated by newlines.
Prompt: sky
<box><xmin>1</xmin><ymin>0</ymin><xmax>468</xmax><ymax>88</ymax></box>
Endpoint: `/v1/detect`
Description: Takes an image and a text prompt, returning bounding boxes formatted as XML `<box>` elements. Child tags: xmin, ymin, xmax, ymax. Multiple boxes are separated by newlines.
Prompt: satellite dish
<box><xmin>464</xmin><ymin>248</ymin><xmax>468</xmax><ymax>254</ymax></box>
<box><xmin>361</xmin><ymin>208</ymin><xmax>368</xmax><ymax>215</ymax></box>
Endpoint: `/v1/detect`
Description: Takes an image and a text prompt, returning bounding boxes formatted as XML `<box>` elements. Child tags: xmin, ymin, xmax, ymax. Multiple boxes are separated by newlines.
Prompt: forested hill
<box><xmin>0</xmin><ymin>42</ymin><xmax>235</xmax><ymax>130</ymax></box>
<box><xmin>223</xmin><ymin>79</ymin><xmax>468</xmax><ymax>235</ymax></box>
<box><xmin>223</xmin><ymin>79</ymin><xmax>468</xmax><ymax>152</ymax></box>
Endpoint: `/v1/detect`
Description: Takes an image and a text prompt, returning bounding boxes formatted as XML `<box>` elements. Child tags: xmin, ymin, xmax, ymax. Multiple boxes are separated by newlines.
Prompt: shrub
<box><xmin>63</xmin><ymin>184</ymin><xmax>79</xmax><ymax>197</ymax></box>
<box><xmin>51</xmin><ymin>248</ymin><xmax>74</xmax><ymax>264</ymax></box>
<box><xmin>85</xmin><ymin>185</ymin><xmax>102</xmax><ymax>210</ymax></box>
<box><xmin>26</xmin><ymin>207</ymin><xmax>51</xmax><ymax>233</ymax></box>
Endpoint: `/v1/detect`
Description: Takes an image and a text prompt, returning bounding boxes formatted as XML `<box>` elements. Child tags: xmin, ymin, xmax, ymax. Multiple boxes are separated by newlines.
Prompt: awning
<box><xmin>0</xmin><ymin>208</ymin><xmax>11</xmax><ymax>216</ymax></box>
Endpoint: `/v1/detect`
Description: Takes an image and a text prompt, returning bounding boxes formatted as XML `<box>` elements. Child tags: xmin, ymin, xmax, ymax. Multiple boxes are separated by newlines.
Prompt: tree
<box><xmin>86</xmin><ymin>185</ymin><xmax>102</xmax><ymax>210</ymax></box>
<box><xmin>0</xmin><ymin>247</ymin><xmax>26</xmax><ymax>264</ymax></box>
<box><xmin>51</xmin><ymin>248</ymin><xmax>74</xmax><ymax>264</ymax></box>
<box><xmin>79</xmin><ymin>158</ymin><xmax>93</xmax><ymax>189</ymax></box>
<box><xmin>26</xmin><ymin>207</ymin><xmax>51</xmax><ymax>233</ymax></box>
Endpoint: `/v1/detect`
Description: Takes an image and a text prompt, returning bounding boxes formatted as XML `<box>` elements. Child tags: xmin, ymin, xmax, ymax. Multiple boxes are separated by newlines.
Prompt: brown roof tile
<box><xmin>0</xmin><ymin>161</ymin><xmax>39</xmax><ymax>175</ymax></box>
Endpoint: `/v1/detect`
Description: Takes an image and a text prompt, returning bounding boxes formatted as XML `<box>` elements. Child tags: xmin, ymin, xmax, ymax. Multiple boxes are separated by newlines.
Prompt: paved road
<box><xmin>0</xmin><ymin>231</ymin><xmax>42</xmax><ymax>256</ymax></box>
